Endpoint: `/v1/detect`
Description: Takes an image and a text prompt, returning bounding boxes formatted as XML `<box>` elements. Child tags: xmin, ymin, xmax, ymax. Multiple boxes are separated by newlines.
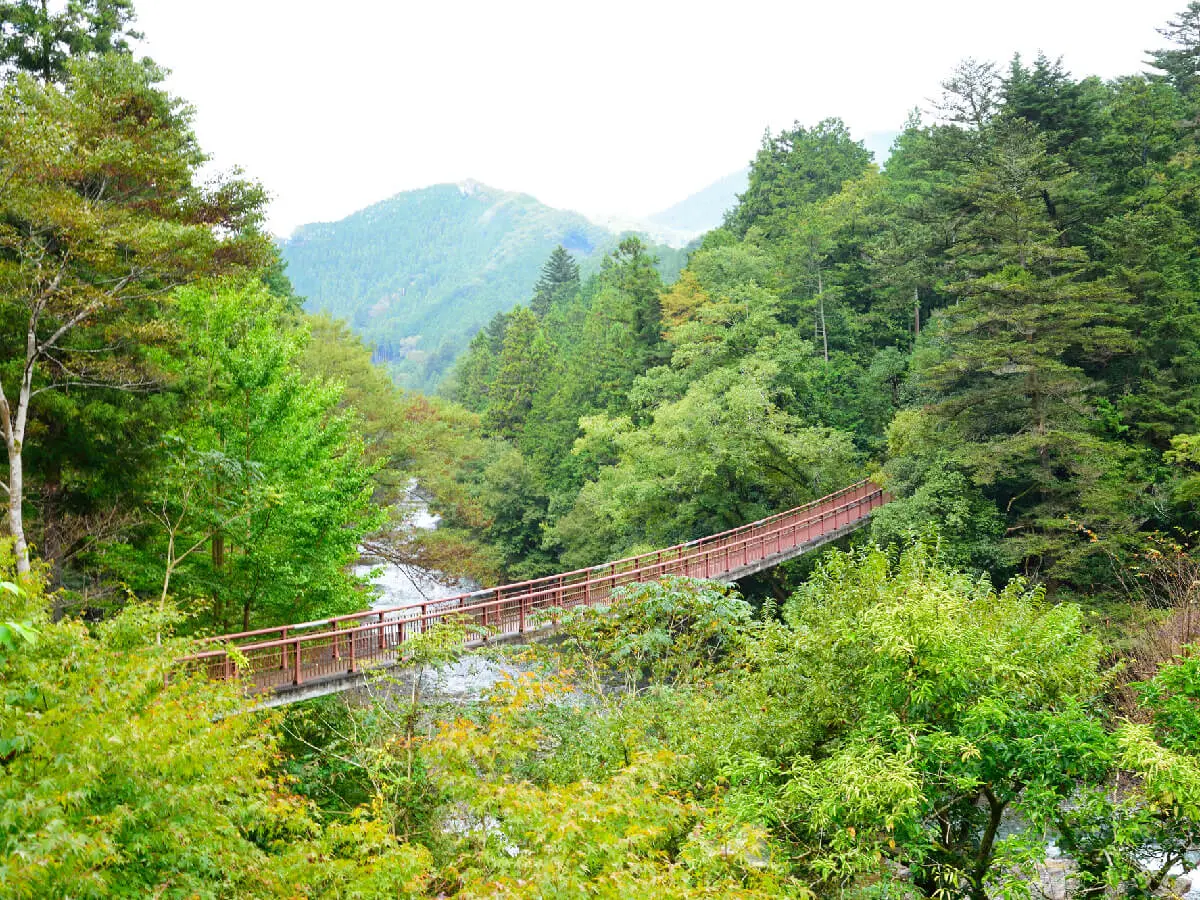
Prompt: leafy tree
<box><xmin>0</xmin><ymin>0</ymin><xmax>140</xmax><ymax>83</ymax></box>
<box><xmin>552</xmin><ymin>360</ymin><xmax>861</xmax><ymax>566</ymax></box>
<box><xmin>93</xmin><ymin>283</ymin><xmax>379</xmax><ymax>631</ymax></box>
<box><xmin>428</xmin><ymin>673</ymin><xmax>803</xmax><ymax>898</ymax></box>
<box><xmin>873</xmin><ymin>409</ymin><xmax>1006</xmax><ymax>571</ymax></box>
<box><xmin>0</xmin><ymin>544</ymin><xmax>432</xmax><ymax>897</ymax></box>
<box><xmin>0</xmin><ymin>56</ymin><xmax>268</xmax><ymax>574</ymax></box>
<box><xmin>555</xmin><ymin>576</ymin><xmax>755</xmax><ymax>686</ymax></box>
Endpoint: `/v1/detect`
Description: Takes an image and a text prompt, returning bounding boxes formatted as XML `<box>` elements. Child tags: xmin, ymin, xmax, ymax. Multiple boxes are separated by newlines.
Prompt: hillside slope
<box><xmin>281</xmin><ymin>181</ymin><xmax>617</xmax><ymax>391</ymax></box>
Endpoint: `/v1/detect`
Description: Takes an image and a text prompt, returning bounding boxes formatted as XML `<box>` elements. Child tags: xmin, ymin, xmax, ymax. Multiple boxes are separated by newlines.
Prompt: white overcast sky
<box><xmin>131</xmin><ymin>0</ymin><xmax>1185</xmax><ymax>237</ymax></box>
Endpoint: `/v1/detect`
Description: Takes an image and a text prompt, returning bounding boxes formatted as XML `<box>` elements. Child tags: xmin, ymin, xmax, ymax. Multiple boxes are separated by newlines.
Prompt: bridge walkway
<box><xmin>180</xmin><ymin>480</ymin><xmax>887</xmax><ymax>706</ymax></box>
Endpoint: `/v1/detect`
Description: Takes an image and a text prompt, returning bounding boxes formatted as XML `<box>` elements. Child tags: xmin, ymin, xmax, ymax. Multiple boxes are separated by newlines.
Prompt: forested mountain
<box><xmin>281</xmin><ymin>181</ymin><xmax>686</xmax><ymax>391</ymax></box>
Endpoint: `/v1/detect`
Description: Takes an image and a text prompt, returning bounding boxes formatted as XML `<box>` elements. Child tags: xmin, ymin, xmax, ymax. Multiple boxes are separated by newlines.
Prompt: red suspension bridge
<box><xmin>182</xmin><ymin>480</ymin><xmax>887</xmax><ymax>705</ymax></box>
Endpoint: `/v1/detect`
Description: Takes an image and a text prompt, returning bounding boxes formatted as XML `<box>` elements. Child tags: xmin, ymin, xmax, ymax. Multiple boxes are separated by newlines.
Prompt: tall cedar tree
<box><xmin>530</xmin><ymin>245</ymin><xmax>580</xmax><ymax>318</ymax></box>
<box><xmin>484</xmin><ymin>307</ymin><xmax>553</xmax><ymax>440</ymax></box>
<box><xmin>916</xmin><ymin>121</ymin><xmax>1135</xmax><ymax>580</ymax></box>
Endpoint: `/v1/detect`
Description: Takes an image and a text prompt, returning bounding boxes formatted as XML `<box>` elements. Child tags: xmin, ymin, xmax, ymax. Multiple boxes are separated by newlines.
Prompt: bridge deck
<box><xmin>181</xmin><ymin>480</ymin><xmax>886</xmax><ymax>703</ymax></box>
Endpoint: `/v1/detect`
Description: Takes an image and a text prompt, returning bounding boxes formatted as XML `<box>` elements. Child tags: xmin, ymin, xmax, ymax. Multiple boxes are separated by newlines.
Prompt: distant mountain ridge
<box><xmin>646</xmin><ymin>168</ymin><xmax>749</xmax><ymax>234</ymax></box>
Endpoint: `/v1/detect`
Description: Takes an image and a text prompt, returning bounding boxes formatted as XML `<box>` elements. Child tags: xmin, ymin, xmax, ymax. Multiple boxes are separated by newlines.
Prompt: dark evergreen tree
<box><xmin>530</xmin><ymin>246</ymin><xmax>580</xmax><ymax>318</ymax></box>
<box><xmin>1148</xmin><ymin>1</ymin><xmax>1200</xmax><ymax>96</ymax></box>
<box><xmin>484</xmin><ymin>307</ymin><xmax>554</xmax><ymax>440</ymax></box>
<box><xmin>1001</xmin><ymin>53</ymin><xmax>1103</xmax><ymax>158</ymax></box>
<box><xmin>598</xmin><ymin>236</ymin><xmax>667</xmax><ymax>366</ymax></box>
<box><xmin>914</xmin><ymin>121</ymin><xmax>1138</xmax><ymax>582</ymax></box>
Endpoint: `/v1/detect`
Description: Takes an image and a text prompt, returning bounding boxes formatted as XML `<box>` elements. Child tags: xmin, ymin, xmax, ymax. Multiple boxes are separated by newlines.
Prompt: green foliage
<box><xmin>1148</xmin><ymin>1</ymin><xmax>1200</xmax><ymax>95</ymax></box>
<box><xmin>0</xmin><ymin>543</ymin><xmax>432</xmax><ymax>898</ymax></box>
<box><xmin>727</xmin><ymin>118</ymin><xmax>874</xmax><ymax>239</ymax></box>
<box><xmin>0</xmin><ymin>53</ymin><xmax>270</xmax><ymax>575</ymax></box>
<box><xmin>88</xmin><ymin>282</ymin><xmax>380</xmax><ymax>631</ymax></box>
<box><xmin>429</xmin><ymin>674</ymin><xmax>804</xmax><ymax>898</ymax></box>
<box><xmin>530</xmin><ymin>245</ymin><xmax>581</xmax><ymax>317</ymax></box>
<box><xmin>555</xmin><ymin>576</ymin><xmax>755</xmax><ymax>685</ymax></box>
<box><xmin>484</xmin><ymin>306</ymin><xmax>555</xmax><ymax>440</ymax></box>
<box><xmin>405</xmin><ymin>545</ymin><xmax>1200</xmax><ymax>899</ymax></box>
<box><xmin>0</xmin><ymin>0</ymin><xmax>141</xmax><ymax>83</ymax></box>
<box><xmin>552</xmin><ymin>362</ymin><xmax>861</xmax><ymax>567</ymax></box>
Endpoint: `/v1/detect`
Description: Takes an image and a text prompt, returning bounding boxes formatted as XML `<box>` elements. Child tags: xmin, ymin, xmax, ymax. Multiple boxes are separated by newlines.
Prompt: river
<box><xmin>351</xmin><ymin>481</ymin><xmax>520</xmax><ymax>699</ymax></box>
<box><xmin>353</xmin><ymin>480</ymin><xmax>476</xmax><ymax>611</ymax></box>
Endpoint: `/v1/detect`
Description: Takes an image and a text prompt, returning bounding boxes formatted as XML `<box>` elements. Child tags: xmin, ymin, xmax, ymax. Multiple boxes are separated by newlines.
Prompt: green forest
<box><xmin>5</xmin><ymin>0</ymin><xmax>1200</xmax><ymax>897</ymax></box>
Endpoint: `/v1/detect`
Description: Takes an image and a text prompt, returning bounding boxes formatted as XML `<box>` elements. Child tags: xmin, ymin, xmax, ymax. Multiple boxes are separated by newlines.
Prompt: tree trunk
<box><xmin>1</xmin><ymin>326</ymin><xmax>35</xmax><ymax>575</ymax></box>
<box><xmin>817</xmin><ymin>269</ymin><xmax>829</xmax><ymax>364</ymax></box>
<box><xmin>914</xmin><ymin>286</ymin><xmax>921</xmax><ymax>337</ymax></box>
<box><xmin>5</xmin><ymin>440</ymin><xmax>28</xmax><ymax>575</ymax></box>
<box><xmin>970</xmin><ymin>787</ymin><xmax>1007</xmax><ymax>900</ymax></box>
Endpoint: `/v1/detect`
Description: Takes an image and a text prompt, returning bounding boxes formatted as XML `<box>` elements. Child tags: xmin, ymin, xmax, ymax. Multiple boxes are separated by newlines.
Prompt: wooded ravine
<box><xmin>4</xmin><ymin>1</ymin><xmax>1200</xmax><ymax>897</ymax></box>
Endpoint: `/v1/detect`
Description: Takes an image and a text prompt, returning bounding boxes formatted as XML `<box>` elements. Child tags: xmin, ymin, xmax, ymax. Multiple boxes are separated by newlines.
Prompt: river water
<box><xmin>353</xmin><ymin>481</ymin><xmax>476</xmax><ymax>611</ymax></box>
<box><xmin>351</xmin><ymin>482</ymin><xmax>521</xmax><ymax>698</ymax></box>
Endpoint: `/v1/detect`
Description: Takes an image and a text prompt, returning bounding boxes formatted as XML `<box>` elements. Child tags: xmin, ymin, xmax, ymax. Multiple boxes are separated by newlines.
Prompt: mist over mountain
<box><xmin>646</xmin><ymin>168</ymin><xmax>749</xmax><ymax>235</ymax></box>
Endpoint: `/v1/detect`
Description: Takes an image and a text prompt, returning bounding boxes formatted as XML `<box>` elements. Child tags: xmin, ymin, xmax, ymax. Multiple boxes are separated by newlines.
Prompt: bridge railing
<box><xmin>179</xmin><ymin>481</ymin><xmax>885</xmax><ymax>692</ymax></box>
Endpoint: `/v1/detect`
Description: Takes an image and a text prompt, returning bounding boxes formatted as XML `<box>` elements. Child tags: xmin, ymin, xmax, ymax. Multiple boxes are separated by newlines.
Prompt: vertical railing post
<box><xmin>519</xmin><ymin>596</ymin><xmax>526</xmax><ymax>634</ymax></box>
<box><xmin>349</xmin><ymin>628</ymin><xmax>357</xmax><ymax>673</ymax></box>
<box><xmin>378</xmin><ymin>611</ymin><xmax>386</xmax><ymax>650</ymax></box>
<box><xmin>293</xmin><ymin>639</ymin><xmax>303</xmax><ymax>685</ymax></box>
<box><xmin>279</xmin><ymin>626</ymin><xmax>288</xmax><ymax>669</ymax></box>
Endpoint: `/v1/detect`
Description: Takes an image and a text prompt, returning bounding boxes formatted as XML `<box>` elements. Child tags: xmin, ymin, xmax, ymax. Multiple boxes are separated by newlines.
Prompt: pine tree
<box><xmin>1148</xmin><ymin>2</ymin><xmax>1200</xmax><ymax>96</ymax></box>
<box><xmin>484</xmin><ymin>307</ymin><xmax>553</xmax><ymax>439</ymax></box>
<box><xmin>530</xmin><ymin>246</ymin><xmax>580</xmax><ymax>318</ymax></box>
<box><xmin>916</xmin><ymin>121</ymin><xmax>1136</xmax><ymax>581</ymax></box>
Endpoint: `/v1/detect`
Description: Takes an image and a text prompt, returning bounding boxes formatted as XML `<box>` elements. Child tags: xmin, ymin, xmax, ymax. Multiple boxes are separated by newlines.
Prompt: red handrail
<box><xmin>179</xmin><ymin>481</ymin><xmax>887</xmax><ymax>693</ymax></box>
